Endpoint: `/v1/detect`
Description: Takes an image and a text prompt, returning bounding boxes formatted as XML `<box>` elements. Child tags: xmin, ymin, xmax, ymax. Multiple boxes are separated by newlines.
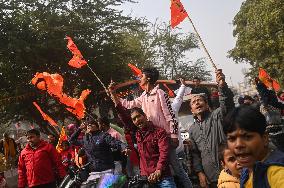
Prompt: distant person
<box><xmin>0</xmin><ymin>132</ymin><xmax>17</xmax><ymax>169</ymax></box>
<box><xmin>210</xmin><ymin>87</ymin><xmax>220</xmax><ymax>110</ymax></box>
<box><xmin>243</xmin><ymin>95</ymin><xmax>254</xmax><ymax>106</ymax></box>
<box><xmin>47</xmin><ymin>134</ymin><xmax>58</xmax><ymax>147</ymax></box>
<box><xmin>18</xmin><ymin>129</ymin><xmax>66</xmax><ymax>188</ymax></box>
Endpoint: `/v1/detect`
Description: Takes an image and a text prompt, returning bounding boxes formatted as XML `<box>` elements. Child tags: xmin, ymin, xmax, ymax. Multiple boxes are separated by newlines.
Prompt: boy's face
<box><xmin>226</xmin><ymin>128</ymin><xmax>269</xmax><ymax>169</ymax></box>
<box><xmin>222</xmin><ymin>149</ymin><xmax>242</xmax><ymax>178</ymax></box>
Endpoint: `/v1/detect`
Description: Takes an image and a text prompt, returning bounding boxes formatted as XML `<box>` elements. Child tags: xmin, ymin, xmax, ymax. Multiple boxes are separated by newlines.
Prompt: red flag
<box><xmin>66</xmin><ymin>36</ymin><xmax>87</xmax><ymax>68</ymax></box>
<box><xmin>33</xmin><ymin>102</ymin><xmax>58</xmax><ymax>127</ymax></box>
<box><xmin>163</xmin><ymin>84</ymin><xmax>175</xmax><ymax>98</ymax></box>
<box><xmin>128</xmin><ymin>63</ymin><xmax>142</xmax><ymax>77</ymax></box>
<box><xmin>171</xmin><ymin>0</ymin><xmax>188</xmax><ymax>28</ymax></box>
<box><xmin>259</xmin><ymin>68</ymin><xmax>280</xmax><ymax>92</ymax></box>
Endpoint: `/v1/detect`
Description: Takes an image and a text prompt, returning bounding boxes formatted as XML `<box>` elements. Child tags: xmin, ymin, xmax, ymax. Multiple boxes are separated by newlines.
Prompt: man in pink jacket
<box><xmin>110</xmin><ymin>67</ymin><xmax>193</xmax><ymax>187</ymax></box>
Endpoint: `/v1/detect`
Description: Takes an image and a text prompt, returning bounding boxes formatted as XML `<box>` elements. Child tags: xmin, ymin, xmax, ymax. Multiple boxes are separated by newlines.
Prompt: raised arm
<box><xmin>216</xmin><ymin>70</ymin><xmax>235</xmax><ymax>115</ymax></box>
<box><xmin>172</xmin><ymin>78</ymin><xmax>191</xmax><ymax>113</ymax></box>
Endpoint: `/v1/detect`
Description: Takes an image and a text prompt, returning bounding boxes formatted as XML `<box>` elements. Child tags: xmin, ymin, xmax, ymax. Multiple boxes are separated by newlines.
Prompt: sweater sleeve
<box><xmin>157</xmin><ymin>89</ymin><xmax>179</xmax><ymax>138</ymax></box>
<box><xmin>156</xmin><ymin>129</ymin><xmax>170</xmax><ymax>172</ymax></box>
<box><xmin>119</xmin><ymin>94</ymin><xmax>143</xmax><ymax>109</ymax></box>
<box><xmin>171</xmin><ymin>84</ymin><xmax>186</xmax><ymax>113</ymax></box>
<box><xmin>18</xmin><ymin>153</ymin><xmax>27</xmax><ymax>188</ymax></box>
<box><xmin>218</xmin><ymin>83</ymin><xmax>235</xmax><ymax>117</ymax></box>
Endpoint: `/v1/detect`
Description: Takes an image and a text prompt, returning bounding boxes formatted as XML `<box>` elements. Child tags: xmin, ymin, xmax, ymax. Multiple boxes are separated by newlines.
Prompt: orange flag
<box><xmin>32</xmin><ymin>72</ymin><xmax>91</xmax><ymax>119</ymax></box>
<box><xmin>66</xmin><ymin>36</ymin><xmax>87</xmax><ymax>68</ymax></box>
<box><xmin>171</xmin><ymin>0</ymin><xmax>188</xmax><ymax>28</ymax></box>
<box><xmin>259</xmin><ymin>68</ymin><xmax>280</xmax><ymax>92</ymax></box>
<box><xmin>32</xmin><ymin>72</ymin><xmax>64</xmax><ymax>97</ymax></box>
<box><xmin>128</xmin><ymin>63</ymin><xmax>142</xmax><ymax>77</ymax></box>
<box><xmin>56</xmin><ymin>127</ymin><xmax>68</xmax><ymax>153</ymax></box>
<box><xmin>33</xmin><ymin>102</ymin><xmax>58</xmax><ymax>127</ymax></box>
<box><xmin>163</xmin><ymin>84</ymin><xmax>175</xmax><ymax>97</ymax></box>
<box><xmin>60</xmin><ymin>89</ymin><xmax>91</xmax><ymax>120</ymax></box>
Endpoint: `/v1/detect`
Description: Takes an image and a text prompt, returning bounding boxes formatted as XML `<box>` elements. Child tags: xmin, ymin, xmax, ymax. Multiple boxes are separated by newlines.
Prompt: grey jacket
<box><xmin>188</xmin><ymin>84</ymin><xmax>234</xmax><ymax>183</ymax></box>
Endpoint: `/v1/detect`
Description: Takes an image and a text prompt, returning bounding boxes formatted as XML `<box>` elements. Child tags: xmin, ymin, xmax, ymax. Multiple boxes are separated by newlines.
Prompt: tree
<box><xmin>229</xmin><ymin>0</ymin><xmax>284</xmax><ymax>85</ymax></box>
<box><xmin>0</xmin><ymin>0</ymin><xmax>147</xmax><ymax>133</ymax></box>
<box><xmin>154</xmin><ymin>23</ymin><xmax>212</xmax><ymax>80</ymax></box>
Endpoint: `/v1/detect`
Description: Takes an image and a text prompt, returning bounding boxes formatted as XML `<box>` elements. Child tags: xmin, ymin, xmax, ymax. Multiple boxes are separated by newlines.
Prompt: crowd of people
<box><xmin>1</xmin><ymin>67</ymin><xmax>284</xmax><ymax>188</ymax></box>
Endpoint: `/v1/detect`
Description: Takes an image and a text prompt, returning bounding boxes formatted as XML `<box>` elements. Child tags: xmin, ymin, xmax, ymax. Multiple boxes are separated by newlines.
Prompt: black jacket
<box><xmin>69</xmin><ymin>129</ymin><xmax>127</xmax><ymax>172</ymax></box>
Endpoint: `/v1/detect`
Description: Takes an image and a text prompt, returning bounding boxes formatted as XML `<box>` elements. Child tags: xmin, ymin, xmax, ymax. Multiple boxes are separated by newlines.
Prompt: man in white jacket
<box><xmin>171</xmin><ymin>78</ymin><xmax>193</xmax><ymax>188</ymax></box>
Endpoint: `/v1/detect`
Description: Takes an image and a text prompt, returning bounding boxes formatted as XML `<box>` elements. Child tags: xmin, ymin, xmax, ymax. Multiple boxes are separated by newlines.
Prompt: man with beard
<box><xmin>188</xmin><ymin>70</ymin><xmax>235</xmax><ymax>188</ymax></box>
<box><xmin>224</xmin><ymin>106</ymin><xmax>284</xmax><ymax>188</ymax></box>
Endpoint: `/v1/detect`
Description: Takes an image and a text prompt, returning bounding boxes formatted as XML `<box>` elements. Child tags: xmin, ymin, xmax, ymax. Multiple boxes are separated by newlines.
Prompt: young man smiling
<box><xmin>223</xmin><ymin>106</ymin><xmax>284</xmax><ymax>188</ymax></box>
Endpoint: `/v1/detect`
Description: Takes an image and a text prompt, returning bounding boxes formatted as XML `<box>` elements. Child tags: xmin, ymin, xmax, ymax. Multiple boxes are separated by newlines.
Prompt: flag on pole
<box><xmin>259</xmin><ymin>68</ymin><xmax>280</xmax><ymax>92</ymax></box>
<box><xmin>33</xmin><ymin>102</ymin><xmax>58</xmax><ymax>127</ymax></box>
<box><xmin>66</xmin><ymin>36</ymin><xmax>87</xmax><ymax>68</ymax></box>
<box><xmin>171</xmin><ymin>0</ymin><xmax>188</xmax><ymax>28</ymax></box>
<box><xmin>128</xmin><ymin>63</ymin><xmax>142</xmax><ymax>77</ymax></box>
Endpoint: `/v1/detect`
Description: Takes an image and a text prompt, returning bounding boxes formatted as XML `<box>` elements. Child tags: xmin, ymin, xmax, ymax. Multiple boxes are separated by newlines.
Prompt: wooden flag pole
<box><xmin>86</xmin><ymin>64</ymin><xmax>108</xmax><ymax>91</ymax></box>
<box><xmin>187</xmin><ymin>15</ymin><xmax>218</xmax><ymax>71</ymax></box>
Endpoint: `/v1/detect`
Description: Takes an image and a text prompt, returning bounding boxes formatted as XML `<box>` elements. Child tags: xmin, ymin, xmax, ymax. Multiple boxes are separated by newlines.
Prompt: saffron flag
<box><xmin>32</xmin><ymin>72</ymin><xmax>91</xmax><ymax>119</ymax></box>
<box><xmin>259</xmin><ymin>68</ymin><xmax>280</xmax><ymax>92</ymax></box>
<box><xmin>163</xmin><ymin>84</ymin><xmax>175</xmax><ymax>98</ymax></box>
<box><xmin>128</xmin><ymin>63</ymin><xmax>142</xmax><ymax>77</ymax></box>
<box><xmin>56</xmin><ymin>127</ymin><xmax>68</xmax><ymax>153</ymax></box>
<box><xmin>66</xmin><ymin>36</ymin><xmax>87</xmax><ymax>68</ymax></box>
<box><xmin>171</xmin><ymin>0</ymin><xmax>188</xmax><ymax>28</ymax></box>
<box><xmin>33</xmin><ymin>102</ymin><xmax>58</xmax><ymax>127</ymax></box>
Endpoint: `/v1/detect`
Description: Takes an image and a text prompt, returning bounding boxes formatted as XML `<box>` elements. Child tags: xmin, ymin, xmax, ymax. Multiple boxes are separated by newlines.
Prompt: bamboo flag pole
<box><xmin>86</xmin><ymin>63</ymin><xmax>108</xmax><ymax>91</ymax></box>
<box><xmin>186</xmin><ymin>15</ymin><xmax>218</xmax><ymax>71</ymax></box>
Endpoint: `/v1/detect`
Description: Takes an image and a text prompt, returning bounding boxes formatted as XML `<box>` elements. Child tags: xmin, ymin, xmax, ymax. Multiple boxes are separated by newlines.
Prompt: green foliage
<box><xmin>154</xmin><ymin>23</ymin><xmax>211</xmax><ymax>80</ymax></box>
<box><xmin>229</xmin><ymin>0</ymin><xmax>284</xmax><ymax>85</ymax></box>
<box><xmin>0</xmin><ymin>0</ymin><xmax>144</xmax><ymax>130</ymax></box>
<box><xmin>0</xmin><ymin>0</ymin><xmax>212</xmax><ymax>132</ymax></box>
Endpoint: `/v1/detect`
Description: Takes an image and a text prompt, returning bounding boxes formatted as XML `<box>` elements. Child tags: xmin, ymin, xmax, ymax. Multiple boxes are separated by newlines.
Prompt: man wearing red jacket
<box><xmin>18</xmin><ymin>129</ymin><xmax>66</xmax><ymax>188</ymax></box>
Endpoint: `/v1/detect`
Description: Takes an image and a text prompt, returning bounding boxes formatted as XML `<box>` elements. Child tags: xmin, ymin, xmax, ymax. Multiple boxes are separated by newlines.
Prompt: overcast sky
<box><xmin>120</xmin><ymin>0</ymin><xmax>250</xmax><ymax>86</ymax></box>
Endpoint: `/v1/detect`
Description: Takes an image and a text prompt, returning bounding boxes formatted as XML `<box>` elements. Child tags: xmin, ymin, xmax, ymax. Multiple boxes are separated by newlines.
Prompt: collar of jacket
<box><xmin>193</xmin><ymin>110</ymin><xmax>210</xmax><ymax>123</ymax></box>
<box><xmin>142</xmin><ymin>85</ymin><xmax>159</xmax><ymax>96</ymax></box>
<box><xmin>26</xmin><ymin>140</ymin><xmax>45</xmax><ymax>150</ymax></box>
<box><xmin>137</xmin><ymin>122</ymin><xmax>155</xmax><ymax>137</ymax></box>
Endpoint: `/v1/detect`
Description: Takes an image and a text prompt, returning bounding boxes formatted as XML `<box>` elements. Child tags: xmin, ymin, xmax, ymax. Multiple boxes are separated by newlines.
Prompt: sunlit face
<box><xmin>131</xmin><ymin>111</ymin><xmax>147</xmax><ymax>129</ymax></box>
<box><xmin>27</xmin><ymin>133</ymin><xmax>41</xmax><ymax>148</ymax></box>
<box><xmin>190</xmin><ymin>96</ymin><xmax>209</xmax><ymax>116</ymax></box>
<box><xmin>227</xmin><ymin>128</ymin><xmax>268</xmax><ymax>170</ymax></box>
<box><xmin>222</xmin><ymin>149</ymin><xmax>242</xmax><ymax>178</ymax></box>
